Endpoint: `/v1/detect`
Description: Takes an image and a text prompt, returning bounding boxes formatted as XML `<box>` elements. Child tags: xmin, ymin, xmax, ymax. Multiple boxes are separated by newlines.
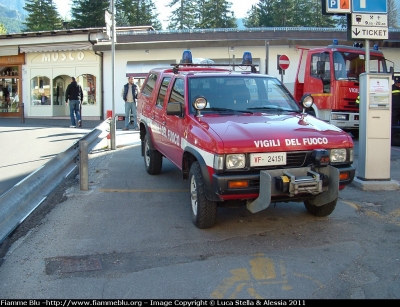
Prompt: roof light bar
<box><xmin>242</xmin><ymin>51</ymin><xmax>252</xmax><ymax>65</ymax></box>
<box><xmin>181</xmin><ymin>50</ymin><xmax>193</xmax><ymax>64</ymax></box>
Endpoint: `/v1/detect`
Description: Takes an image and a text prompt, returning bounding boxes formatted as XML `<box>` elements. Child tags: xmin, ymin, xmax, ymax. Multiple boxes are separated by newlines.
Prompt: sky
<box><xmin>53</xmin><ymin>0</ymin><xmax>260</xmax><ymax>28</ymax></box>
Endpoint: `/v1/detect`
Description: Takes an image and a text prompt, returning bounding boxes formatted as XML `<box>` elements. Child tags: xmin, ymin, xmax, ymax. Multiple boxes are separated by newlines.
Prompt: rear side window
<box><xmin>157</xmin><ymin>77</ymin><xmax>171</xmax><ymax>107</ymax></box>
<box><xmin>142</xmin><ymin>73</ymin><xmax>158</xmax><ymax>97</ymax></box>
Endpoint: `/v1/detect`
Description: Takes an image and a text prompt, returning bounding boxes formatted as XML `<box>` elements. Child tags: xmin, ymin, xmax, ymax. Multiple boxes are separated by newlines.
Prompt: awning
<box><xmin>126</xmin><ymin>60</ymin><xmax>172</xmax><ymax>77</ymax></box>
<box><xmin>19</xmin><ymin>42</ymin><xmax>93</xmax><ymax>53</ymax></box>
<box><xmin>0</xmin><ymin>46</ymin><xmax>19</xmax><ymax>56</ymax></box>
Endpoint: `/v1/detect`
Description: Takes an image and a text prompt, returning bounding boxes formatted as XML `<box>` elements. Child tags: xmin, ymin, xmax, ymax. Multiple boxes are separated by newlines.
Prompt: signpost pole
<box><xmin>110</xmin><ymin>0</ymin><xmax>116</xmax><ymax>150</ymax></box>
<box><xmin>365</xmin><ymin>39</ymin><xmax>370</xmax><ymax>73</ymax></box>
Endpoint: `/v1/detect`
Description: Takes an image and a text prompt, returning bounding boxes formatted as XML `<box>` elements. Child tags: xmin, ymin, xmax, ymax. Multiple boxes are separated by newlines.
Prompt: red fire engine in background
<box><xmin>293</xmin><ymin>39</ymin><xmax>399</xmax><ymax>144</ymax></box>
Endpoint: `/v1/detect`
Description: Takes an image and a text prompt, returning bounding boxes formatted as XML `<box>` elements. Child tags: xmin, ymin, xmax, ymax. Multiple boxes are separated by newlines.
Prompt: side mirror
<box><xmin>166</xmin><ymin>102</ymin><xmax>183</xmax><ymax>117</ymax></box>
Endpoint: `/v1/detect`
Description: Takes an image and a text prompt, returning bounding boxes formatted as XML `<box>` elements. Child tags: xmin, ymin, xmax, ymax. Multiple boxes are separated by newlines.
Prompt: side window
<box><xmin>156</xmin><ymin>77</ymin><xmax>171</xmax><ymax>107</ymax></box>
<box><xmin>31</xmin><ymin>76</ymin><xmax>50</xmax><ymax>105</ymax></box>
<box><xmin>142</xmin><ymin>73</ymin><xmax>157</xmax><ymax>97</ymax></box>
<box><xmin>169</xmin><ymin>78</ymin><xmax>185</xmax><ymax>105</ymax></box>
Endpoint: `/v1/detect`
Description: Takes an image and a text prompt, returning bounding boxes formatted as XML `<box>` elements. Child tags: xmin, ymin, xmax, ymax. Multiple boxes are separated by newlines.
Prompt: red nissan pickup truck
<box><xmin>136</xmin><ymin>50</ymin><xmax>355</xmax><ymax>228</ymax></box>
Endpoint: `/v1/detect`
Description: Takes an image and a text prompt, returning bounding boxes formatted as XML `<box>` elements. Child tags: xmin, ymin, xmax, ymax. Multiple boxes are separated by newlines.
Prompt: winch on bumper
<box><xmin>246</xmin><ymin>166</ymin><xmax>340</xmax><ymax>213</ymax></box>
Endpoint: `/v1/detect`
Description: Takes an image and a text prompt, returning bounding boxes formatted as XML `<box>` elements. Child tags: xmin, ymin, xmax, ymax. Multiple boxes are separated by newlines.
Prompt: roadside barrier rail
<box><xmin>0</xmin><ymin>119</ymin><xmax>111</xmax><ymax>245</ymax></box>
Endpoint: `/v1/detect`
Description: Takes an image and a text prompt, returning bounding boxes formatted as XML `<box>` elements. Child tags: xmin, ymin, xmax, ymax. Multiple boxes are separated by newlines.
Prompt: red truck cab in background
<box><xmin>294</xmin><ymin>40</ymin><xmax>391</xmax><ymax>138</ymax></box>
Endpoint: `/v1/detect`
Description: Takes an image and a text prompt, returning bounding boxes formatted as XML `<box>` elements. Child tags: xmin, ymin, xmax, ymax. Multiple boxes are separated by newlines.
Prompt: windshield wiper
<box><xmin>205</xmin><ymin>107</ymin><xmax>253</xmax><ymax>114</ymax></box>
<box><xmin>246</xmin><ymin>106</ymin><xmax>293</xmax><ymax>112</ymax></box>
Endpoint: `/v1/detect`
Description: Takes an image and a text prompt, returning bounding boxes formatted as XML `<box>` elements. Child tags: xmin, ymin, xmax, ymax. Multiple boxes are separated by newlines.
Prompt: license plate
<box><xmin>250</xmin><ymin>152</ymin><xmax>287</xmax><ymax>167</ymax></box>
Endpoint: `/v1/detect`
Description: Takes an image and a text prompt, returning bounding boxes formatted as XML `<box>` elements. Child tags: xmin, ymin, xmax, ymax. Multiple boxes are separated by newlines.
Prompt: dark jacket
<box><xmin>123</xmin><ymin>83</ymin><xmax>137</xmax><ymax>102</ymax></box>
<box><xmin>65</xmin><ymin>81</ymin><xmax>83</xmax><ymax>102</ymax></box>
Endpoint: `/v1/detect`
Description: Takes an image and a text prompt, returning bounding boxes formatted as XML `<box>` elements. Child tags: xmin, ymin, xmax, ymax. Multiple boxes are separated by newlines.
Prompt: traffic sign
<box><xmin>351</xmin><ymin>26</ymin><xmax>388</xmax><ymax>39</ymax></box>
<box><xmin>325</xmin><ymin>0</ymin><xmax>351</xmax><ymax>14</ymax></box>
<box><xmin>352</xmin><ymin>0</ymin><xmax>387</xmax><ymax>13</ymax></box>
<box><xmin>352</xmin><ymin>13</ymin><xmax>387</xmax><ymax>27</ymax></box>
<box><xmin>105</xmin><ymin>10</ymin><xmax>112</xmax><ymax>27</ymax></box>
<box><xmin>278</xmin><ymin>55</ymin><xmax>290</xmax><ymax>70</ymax></box>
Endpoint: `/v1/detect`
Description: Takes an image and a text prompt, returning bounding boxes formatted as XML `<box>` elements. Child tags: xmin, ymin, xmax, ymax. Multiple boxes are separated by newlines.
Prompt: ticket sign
<box><xmin>325</xmin><ymin>0</ymin><xmax>351</xmax><ymax>14</ymax></box>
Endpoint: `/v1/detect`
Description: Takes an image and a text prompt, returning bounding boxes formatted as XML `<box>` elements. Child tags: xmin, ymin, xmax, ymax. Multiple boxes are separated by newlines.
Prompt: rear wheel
<box><xmin>144</xmin><ymin>133</ymin><xmax>162</xmax><ymax>175</ymax></box>
<box><xmin>189</xmin><ymin>162</ymin><xmax>217</xmax><ymax>228</ymax></box>
<box><xmin>304</xmin><ymin>198</ymin><xmax>337</xmax><ymax>217</ymax></box>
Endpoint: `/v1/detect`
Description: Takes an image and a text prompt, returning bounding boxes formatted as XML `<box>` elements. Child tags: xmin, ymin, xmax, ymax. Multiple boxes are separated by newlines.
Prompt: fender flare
<box><xmin>184</xmin><ymin>146</ymin><xmax>222</xmax><ymax>202</ymax></box>
<box><xmin>140</xmin><ymin>120</ymin><xmax>155</xmax><ymax>156</ymax></box>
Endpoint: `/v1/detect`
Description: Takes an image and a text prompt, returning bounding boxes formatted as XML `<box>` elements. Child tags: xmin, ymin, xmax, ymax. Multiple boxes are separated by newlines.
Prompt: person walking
<box><xmin>392</xmin><ymin>76</ymin><xmax>400</xmax><ymax>126</ymax></box>
<box><xmin>121</xmin><ymin>76</ymin><xmax>139</xmax><ymax>131</ymax></box>
<box><xmin>65</xmin><ymin>77</ymin><xmax>83</xmax><ymax>128</ymax></box>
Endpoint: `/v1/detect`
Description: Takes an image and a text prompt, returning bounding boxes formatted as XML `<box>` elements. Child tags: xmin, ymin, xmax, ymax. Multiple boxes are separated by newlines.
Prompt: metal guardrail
<box><xmin>0</xmin><ymin>119</ymin><xmax>111</xmax><ymax>245</ymax></box>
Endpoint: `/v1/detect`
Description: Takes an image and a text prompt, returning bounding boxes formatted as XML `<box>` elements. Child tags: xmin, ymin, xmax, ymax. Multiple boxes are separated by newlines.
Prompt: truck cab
<box><xmin>294</xmin><ymin>40</ymin><xmax>390</xmax><ymax>137</ymax></box>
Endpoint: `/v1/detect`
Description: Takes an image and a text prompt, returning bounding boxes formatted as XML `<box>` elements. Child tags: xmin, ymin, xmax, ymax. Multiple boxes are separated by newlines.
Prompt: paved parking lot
<box><xmin>0</xmin><ymin>119</ymin><xmax>399</xmax><ymax>299</ymax></box>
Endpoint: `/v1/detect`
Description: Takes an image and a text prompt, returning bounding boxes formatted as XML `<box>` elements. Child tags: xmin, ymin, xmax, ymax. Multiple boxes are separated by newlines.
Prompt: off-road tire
<box><xmin>144</xmin><ymin>133</ymin><xmax>162</xmax><ymax>175</ymax></box>
<box><xmin>189</xmin><ymin>162</ymin><xmax>217</xmax><ymax>228</ymax></box>
<box><xmin>304</xmin><ymin>198</ymin><xmax>337</xmax><ymax>217</ymax></box>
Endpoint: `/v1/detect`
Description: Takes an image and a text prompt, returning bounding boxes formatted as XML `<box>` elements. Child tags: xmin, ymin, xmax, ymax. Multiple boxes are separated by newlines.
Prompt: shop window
<box><xmin>76</xmin><ymin>74</ymin><xmax>96</xmax><ymax>105</ymax></box>
<box><xmin>31</xmin><ymin>76</ymin><xmax>51</xmax><ymax>105</ymax></box>
<box><xmin>52</xmin><ymin>76</ymin><xmax>66</xmax><ymax>105</ymax></box>
<box><xmin>1</xmin><ymin>66</ymin><xmax>19</xmax><ymax>112</ymax></box>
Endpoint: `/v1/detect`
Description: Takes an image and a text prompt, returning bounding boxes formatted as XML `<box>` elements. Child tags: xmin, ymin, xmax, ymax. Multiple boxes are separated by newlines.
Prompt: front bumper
<box><xmin>212</xmin><ymin>164</ymin><xmax>355</xmax><ymax>212</ymax></box>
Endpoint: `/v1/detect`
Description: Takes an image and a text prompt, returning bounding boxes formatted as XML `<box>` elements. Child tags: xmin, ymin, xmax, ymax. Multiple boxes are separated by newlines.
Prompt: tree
<box><xmin>297</xmin><ymin>0</ymin><xmax>336</xmax><ymax>27</ymax></box>
<box><xmin>166</xmin><ymin>0</ymin><xmax>199</xmax><ymax>30</ymax></box>
<box><xmin>0</xmin><ymin>23</ymin><xmax>7</xmax><ymax>34</ymax></box>
<box><xmin>197</xmin><ymin>0</ymin><xmax>236</xmax><ymax>29</ymax></box>
<box><xmin>388</xmin><ymin>0</ymin><xmax>399</xmax><ymax>28</ymax></box>
<box><xmin>69</xmin><ymin>0</ymin><xmax>109</xmax><ymax>29</ymax></box>
<box><xmin>23</xmin><ymin>0</ymin><xmax>63</xmax><ymax>31</ymax></box>
<box><xmin>244</xmin><ymin>0</ymin><xmax>336</xmax><ymax>28</ymax></box>
<box><xmin>116</xmin><ymin>0</ymin><xmax>161</xmax><ymax>29</ymax></box>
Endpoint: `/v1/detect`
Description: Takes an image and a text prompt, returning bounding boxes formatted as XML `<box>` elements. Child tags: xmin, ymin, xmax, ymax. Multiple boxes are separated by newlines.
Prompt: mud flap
<box><xmin>306</xmin><ymin>165</ymin><xmax>339</xmax><ymax>206</ymax></box>
<box><xmin>246</xmin><ymin>171</ymin><xmax>272</xmax><ymax>213</ymax></box>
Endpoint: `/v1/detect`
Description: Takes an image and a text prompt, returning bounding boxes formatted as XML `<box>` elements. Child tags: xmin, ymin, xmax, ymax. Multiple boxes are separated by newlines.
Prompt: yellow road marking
<box><xmin>211</xmin><ymin>268</ymin><xmax>250</xmax><ymax>299</ymax></box>
<box><xmin>341</xmin><ymin>200</ymin><xmax>359</xmax><ymax>210</ymax></box>
<box><xmin>250</xmin><ymin>256</ymin><xmax>276</xmax><ymax>280</ymax></box>
<box><xmin>342</xmin><ymin>200</ymin><xmax>400</xmax><ymax>226</ymax></box>
<box><xmin>211</xmin><ymin>253</ymin><xmax>312</xmax><ymax>299</ymax></box>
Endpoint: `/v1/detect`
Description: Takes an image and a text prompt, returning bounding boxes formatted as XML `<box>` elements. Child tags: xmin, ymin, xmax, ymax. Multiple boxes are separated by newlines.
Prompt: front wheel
<box><xmin>144</xmin><ymin>133</ymin><xmax>163</xmax><ymax>175</ymax></box>
<box><xmin>189</xmin><ymin>162</ymin><xmax>217</xmax><ymax>229</ymax></box>
<box><xmin>304</xmin><ymin>198</ymin><xmax>337</xmax><ymax>217</ymax></box>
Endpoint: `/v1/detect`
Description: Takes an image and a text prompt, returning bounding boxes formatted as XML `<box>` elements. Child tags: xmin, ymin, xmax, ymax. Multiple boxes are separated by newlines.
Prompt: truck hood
<box><xmin>198</xmin><ymin>113</ymin><xmax>352</xmax><ymax>152</ymax></box>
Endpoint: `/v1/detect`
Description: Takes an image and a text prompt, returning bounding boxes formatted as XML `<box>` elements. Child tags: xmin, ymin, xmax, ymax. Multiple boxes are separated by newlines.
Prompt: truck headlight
<box><xmin>330</xmin><ymin>149</ymin><xmax>347</xmax><ymax>163</ymax></box>
<box><xmin>226</xmin><ymin>154</ymin><xmax>246</xmax><ymax>169</ymax></box>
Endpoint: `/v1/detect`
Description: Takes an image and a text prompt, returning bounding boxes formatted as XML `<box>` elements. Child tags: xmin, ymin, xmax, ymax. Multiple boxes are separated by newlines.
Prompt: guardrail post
<box><xmin>20</xmin><ymin>103</ymin><xmax>25</xmax><ymax>123</ymax></box>
<box><xmin>79</xmin><ymin>140</ymin><xmax>89</xmax><ymax>191</ymax></box>
<box><xmin>111</xmin><ymin>115</ymin><xmax>116</xmax><ymax>150</ymax></box>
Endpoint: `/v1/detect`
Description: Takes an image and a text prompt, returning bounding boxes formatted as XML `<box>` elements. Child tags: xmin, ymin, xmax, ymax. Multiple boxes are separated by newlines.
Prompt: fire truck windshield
<box><xmin>333</xmin><ymin>51</ymin><xmax>387</xmax><ymax>80</ymax></box>
<box><xmin>189</xmin><ymin>76</ymin><xmax>300</xmax><ymax>114</ymax></box>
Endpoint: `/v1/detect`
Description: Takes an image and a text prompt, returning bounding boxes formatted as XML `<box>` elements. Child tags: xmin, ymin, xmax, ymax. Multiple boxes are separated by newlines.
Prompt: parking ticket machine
<box><xmin>358</xmin><ymin>73</ymin><xmax>392</xmax><ymax>181</ymax></box>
